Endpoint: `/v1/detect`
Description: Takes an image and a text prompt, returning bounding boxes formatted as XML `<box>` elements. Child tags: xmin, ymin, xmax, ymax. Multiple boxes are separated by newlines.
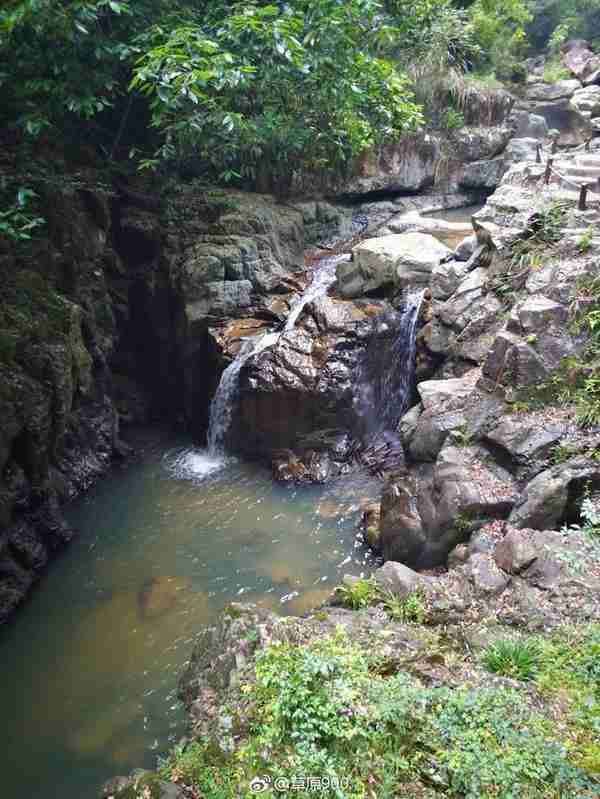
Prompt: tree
<box><xmin>131</xmin><ymin>0</ymin><xmax>431</xmax><ymax>193</ymax></box>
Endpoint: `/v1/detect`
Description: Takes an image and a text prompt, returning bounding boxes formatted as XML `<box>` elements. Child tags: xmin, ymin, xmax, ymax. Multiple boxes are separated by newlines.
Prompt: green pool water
<box><xmin>0</xmin><ymin>427</ymin><xmax>380</xmax><ymax>799</ymax></box>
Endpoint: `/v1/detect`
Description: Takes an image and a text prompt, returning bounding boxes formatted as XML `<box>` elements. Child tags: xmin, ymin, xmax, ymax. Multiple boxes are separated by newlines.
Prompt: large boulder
<box><xmin>503</xmin><ymin>138</ymin><xmax>540</xmax><ymax>165</ymax></box>
<box><xmin>563</xmin><ymin>40</ymin><xmax>600</xmax><ymax>86</ymax></box>
<box><xmin>570</xmin><ymin>85</ymin><xmax>600</xmax><ymax>117</ymax></box>
<box><xmin>509</xmin><ymin>457</ymin><xmax>600</xmax><ymax>529</ymax></box>
<box><xmin>525</xmin><ymin>98</ymin><xmax>592</xmax><ymax>146</ymax></box>
<box><xmin>237</xmin><ymin>295</ymin><xmax>381</xmax><ymax>455</ymax></box>
<box><xmin>380</xmin><ymin>441</ymin><xmax>518</xmax><ymax>568</ymax></box>
<box><xmin>459</xmin><ymin>158</ymin><xmax>507</xmax><ymax>191</ymax></box>
<box><xmin>525</xmin><ymin>81</ymin><xmax>582</xmax><ymax>102</ymax></box>
<box><xmin>510</xmin><ymin>111</ymin><xmax>549</xmax><ymax>139</ymax></box>
<box><xmin>339</xmin><ymin>233</ymin><xmax>450</xmax><ymax>298</ymax></box>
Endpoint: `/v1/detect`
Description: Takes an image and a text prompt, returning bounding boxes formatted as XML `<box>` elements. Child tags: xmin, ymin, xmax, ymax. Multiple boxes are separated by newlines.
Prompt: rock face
<box><xmin>237</xmin><ymin>295</ymin><xmax>383</xmax><ymax>456</ymax></box>
<box><xmin>563</xmin><ymin>40</ymin><xmax>600</xmax><ymax>86</ymax></box>
<box><xmin>0</xmin><ymin>176</ymin><xmax>346</xmax><ymax>623</ymax></box>
<box><xmin>339</xmin><ymin>233</ymin><xmax>450</xmax><ymax>298</ymax></box>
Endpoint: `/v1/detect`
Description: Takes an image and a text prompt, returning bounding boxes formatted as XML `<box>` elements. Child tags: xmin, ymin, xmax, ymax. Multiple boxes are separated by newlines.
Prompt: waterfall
<box><xmin>206</xmin><ymin>255</ymin><xmax>349</xmax><ymax>454</ymax></box>
<box><xmin>207</xmin><ymin>332</ymin><xmax>279</xmax><ymax>454</ymax></box>
<box><xmin>283</xmin><ymin>254</ymin><xmax>348</xmax><ymax>332</ymax></box>
<box><xmin>353</xmin><ymin>289</ymin><xmax>425</xmax><ymax>440</ymax></box>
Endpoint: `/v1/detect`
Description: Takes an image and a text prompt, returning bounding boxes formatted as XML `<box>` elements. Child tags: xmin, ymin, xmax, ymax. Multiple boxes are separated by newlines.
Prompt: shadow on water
<box><xmin>0</xmin><ymin>426</ymin><xmax>380</xmax><ymax>799</ymax></box>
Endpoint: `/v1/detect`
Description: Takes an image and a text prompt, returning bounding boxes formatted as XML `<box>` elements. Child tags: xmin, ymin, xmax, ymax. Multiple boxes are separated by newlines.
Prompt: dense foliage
<box><xmin>1</xmin><ymin>0</ymin><xmax>600</xmax><ymax>200</ymax></box>
<box><xmin>157</xmin><ymin>626</ymin><xmax>600</xmax><ymax>798</ymax></box>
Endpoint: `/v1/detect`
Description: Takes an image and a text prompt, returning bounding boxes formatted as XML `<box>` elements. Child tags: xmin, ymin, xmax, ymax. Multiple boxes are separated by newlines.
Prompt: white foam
<box><xmin>165</xmin><ymin>448</ymin><xmax>226</xmax><ymax>481</ymax></box>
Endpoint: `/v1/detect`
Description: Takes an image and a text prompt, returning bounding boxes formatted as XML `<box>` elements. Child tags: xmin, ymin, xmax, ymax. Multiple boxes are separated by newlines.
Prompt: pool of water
<box><xmin>0</xmin><ymin>427</ymin><xmax>380</xmax><ymax>799</ymax></box>
<box><xmin>423</xmin><ymin>203</ymin><xmax>484</xmax><ymax>224</ymax></box>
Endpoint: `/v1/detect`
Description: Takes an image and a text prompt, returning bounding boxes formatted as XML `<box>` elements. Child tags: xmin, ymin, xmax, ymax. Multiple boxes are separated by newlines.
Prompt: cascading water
<box><xmin>283</xmin><ymin>254</ymin><xmax>349</xmax><ymax>332</ymax></box>
<box><xmin>207</xmin><ymin>332</ymin><xmax>279</xmax><ymax>455</ymax></box>
<box><xmin>353</xmin><ymin>289</ymin><xmax>425</xmax><ymax>441</ymax></box>
<box><xmin>203</xmin><ymin>254</ymin><xmax>349</xmax><ymax>459</ymax></box>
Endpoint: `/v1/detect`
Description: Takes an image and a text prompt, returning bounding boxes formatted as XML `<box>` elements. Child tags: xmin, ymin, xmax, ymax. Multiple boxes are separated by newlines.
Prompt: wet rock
<box><xmin>494</xmin><ymin>528</ymin><xmax>537</xmax><ymax>574</ymax></box>
<box><xmin>466</xmin><ymin>553</ymin><xmax>510</xmax><ymax>595</ymax></box>
<box><xmin>380</xmin><ymin>477</ymin><xmax>427</xmax><ymax>567</ymax></box>
<box><xmin>374</xmin><ymin>561</ymin><xmax>422</xmax><ymax>596</ymax></box>
<box><xmin>362</xmin><ymin>501</ymin><xmax>381</xmax><ymax>551</ymax></box>
<box><xmin>138</xmin><ymin>576</ymin><xmax>191</xmax><ymax>619</ymax></box>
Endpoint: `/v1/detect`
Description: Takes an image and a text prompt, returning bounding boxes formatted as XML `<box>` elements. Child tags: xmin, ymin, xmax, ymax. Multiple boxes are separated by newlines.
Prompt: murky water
<box><xmin>422</xmin><ymin>203</ymin><xmax>483</xmax><ymax>249</ymax></box>
<box><xmin>0</xmin><ymin>427</ymin><xmax>380</xmax><ymax>799</ymax></box>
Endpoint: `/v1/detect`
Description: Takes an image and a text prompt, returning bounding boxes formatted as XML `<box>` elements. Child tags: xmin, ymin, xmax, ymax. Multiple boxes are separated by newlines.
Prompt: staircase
<box><xmin>560</xmin><ymin>153</ymin><xmax>600</xmax><ymax>192</ymax></box>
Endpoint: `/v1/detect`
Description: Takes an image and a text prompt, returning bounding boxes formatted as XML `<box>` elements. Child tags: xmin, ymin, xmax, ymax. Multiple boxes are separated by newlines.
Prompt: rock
<box><xmin>379</xmin><ymin>478</ymin><xmax>427</xmax><ymax>567</ymax></box>
<box><xmin>454</xmin><ymin>234</ymin><xmax>478</xmax><ymax>262</ymax></box>
<box><xmin>522</xmin><ymin>557</ymin><xmax>564</xmax><ymax>590</ymax></box>
<box><xmin>510</xmin><ymin>111</ymin><xmax>549</xmax><ymax>139</ymax></box>
<box><xmin>510</xmin><ymin>457</ymin><xmax>600</xmax><ymax>530</ymax></box>
<box><xmin>342</xmin><ymin>233</ymin><xmax>450</xmax><ymax>298</ymax></box>
<box><xmin>447</xmin><ymin>543</ymin><xmax>469</xmax><ymax>568</ymax></box>
<box><xmin>482</xmin><ymin>331</ymin><xmax>549</xmax><ymax>388</ymax></box>
<box><xmin>340</xmin><ymin>133</ymin><xmax>440</xmax><ymax>195</ymax></box>
<box><xmin>526</xmin><ymin>98</ymin><xmax>592</xmax><ymax>147</ymax></box>
<box><xmin>138</xmin><ymin>576</ymin><xmax>190</xmax><ymax>619</ymax></box>
<box><xmin>362</xmin><ymin>502</ymin><xmax>381</xmax><ymax>550</ymax></box>
<box><xmin>525</xmin><ymin>81</ymin><xmax>582</xmax><ymax>102</ymax></box>
<box><xmin>417</xmin><ymin>372</ymin><xmax>478</xmax><ymax>410</ymax></box>
<box><xmin>101</xmin><ymin>772</ymin><xmax>185</xmax><ymax>799</ymax></box>
<box><xmin>373</xmin><ymin>561</ymin><xmax>422</xmax><ymax>597</ymax></box>
<box><xmin>451</xmin><ymin>126</ymin><xmax>513</xmax><ymax>161</ymax></box>
<box><xmin>466</xmin><ymin>553</ymin><xmax>510</xmax><ymax>595</ymax></box>
<box><xmin>570</xmin><ymin>85</ymin><xmax>600</xmax><ymax>117</ymax></box>
<box><xmin>460</xmin><ymin>158</ymin><xmax>507</xmax><ymax>190</ymax></box>
<box><xmin>485</xmin><ymin>415</ymin><xmax>566</xmax><ymax>467</ymax></box>
<box><xmin>563</xmin><ymin>41</ymin><xmax>600</xmax><ymax>86</ymax></box>
<box><xmin>503</xmin><ymin>137</ymin><xmax>540</xmax><ymax>165</ymax></box>
<box><xmin>431</xmin><ymin>259</ymin><xmax>470</xmax><ymax>300</ymax></box>
<box><xmin>510</xmin><ymin>295</ymin><xmax>568</xmax><ymax>333</ymax></box>
<box><xmin>494</xmin><ymin>529</ymin><xmax>538</xmax><ymax>574</ymax></box>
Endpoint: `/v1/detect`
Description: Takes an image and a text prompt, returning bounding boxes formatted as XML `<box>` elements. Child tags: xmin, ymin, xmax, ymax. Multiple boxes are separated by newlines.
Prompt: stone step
<box><xmin>564</xmin><ymin>166</ymin><xmax>600</xmax><ymax>178</ymax></box>
<box><xmin>576</xmin><ymin>155</ymin><xmax>600</xmax><ymax>168</ymax></box>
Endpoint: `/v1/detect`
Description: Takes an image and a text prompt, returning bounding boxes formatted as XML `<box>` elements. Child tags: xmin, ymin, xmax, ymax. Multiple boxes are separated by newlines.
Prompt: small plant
<box><xmin>0</xmin><ymin>187</ymin><xmax>45</xmax><ymax>242</ymax></box>
<box><xmin>509</xmin><ymin>399</ymin><xmax>531</xmax><ymax>414</ymax></box>
<box><xmin>551</xmin><ymin>443</ymin><xmax>578</xmax><ymax>464</ymax></box>
<box><xmin>443</xmin><ymin>107</ymin><xmax>465</xmax><ymax>130</ymax></box>
<box><xmin>336</xmin><ymin>576</ymin><xmax>379</xmax><ymax>610</ymax></box>
<box><xmin>381</xmin><ymin>590</ymin><xmax>426</xmax><ymax>624</ymax></box>
<box><xmin>483</xmin><ymin>638</ymin><xmax>541</xmax><ymax>681</ymax></box>
<box><xmin>525</xmin><ymin>333</ymin><xmax>538</xmax><ymax>346</ymax></box>
<box><xmin>577</xmin><ymin>226</ymin><xmax>594</xmax><ymax>254</ymax></box>
<box><xmin>450</xmin><ymin>424</ymin><xmax>474</xmax><ymax>447</ymax></box>
<box><xmin>454</xmin><ymin>511</ymin><xmax>474</xmax><ymax>536</ymax></box>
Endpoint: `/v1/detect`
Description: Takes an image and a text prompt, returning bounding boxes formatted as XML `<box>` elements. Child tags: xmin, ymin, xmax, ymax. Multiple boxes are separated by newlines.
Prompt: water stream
<box><xmin>353</xmin><ymin>290</ymin><xmax>426</xmax><ymax>439</ymax></box>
